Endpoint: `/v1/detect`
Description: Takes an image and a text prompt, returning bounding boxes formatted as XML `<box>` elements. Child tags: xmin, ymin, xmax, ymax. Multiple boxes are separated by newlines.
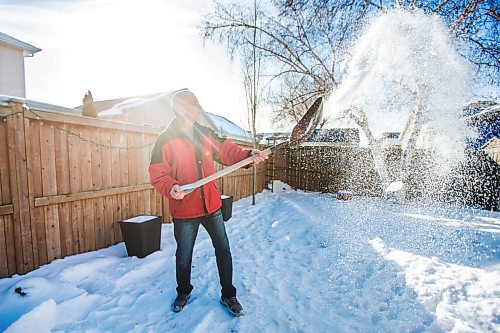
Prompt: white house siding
<box><xmin>0</xmin><ymin>43</ymin><xmax>26</xmax><ymax>97</ymax></box>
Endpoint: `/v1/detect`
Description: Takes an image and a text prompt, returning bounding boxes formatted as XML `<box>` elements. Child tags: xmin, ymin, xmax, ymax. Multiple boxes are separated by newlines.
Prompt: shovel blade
<box><xmin>289</xmin><ymin>96</ymin><xmax>323</xmax><ymax>148</ymax></box>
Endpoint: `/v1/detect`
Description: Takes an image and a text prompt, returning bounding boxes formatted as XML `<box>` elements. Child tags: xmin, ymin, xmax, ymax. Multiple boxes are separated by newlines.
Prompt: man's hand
<box><xmin>250</xmin><ymin>149</ymin><xmax>268</xmax><ymax>164</ymax></box>
<box><xmin>170</xmin><ymin>184</ymin><xmax>186</xmax><ymax>200</ymax></box>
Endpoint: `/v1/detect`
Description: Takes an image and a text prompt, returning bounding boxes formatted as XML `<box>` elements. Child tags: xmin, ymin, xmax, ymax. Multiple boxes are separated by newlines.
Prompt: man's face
<box><xmin>173</xmin><ymin>92</ymin><xmax>202</xmax><ymax>124</ymax></box>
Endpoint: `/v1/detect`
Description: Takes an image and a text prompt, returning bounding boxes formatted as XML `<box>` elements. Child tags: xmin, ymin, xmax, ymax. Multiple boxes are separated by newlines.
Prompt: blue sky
<box><xmin>0</xmin><ymin>0</ymin><xmax>260</xmax><ymax>130</ymax></box>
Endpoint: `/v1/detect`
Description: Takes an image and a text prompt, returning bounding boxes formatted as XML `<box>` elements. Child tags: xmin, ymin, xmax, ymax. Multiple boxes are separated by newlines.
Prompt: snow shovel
<box><xmin>177</xmin><ymin>96</ymin><xmax>323</xmax><ymax>195</ymax></box>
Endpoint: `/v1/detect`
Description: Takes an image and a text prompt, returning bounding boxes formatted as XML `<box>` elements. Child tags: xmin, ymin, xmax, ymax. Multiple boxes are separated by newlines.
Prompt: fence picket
<box><xmin>101</xmin><ymin>131</ymin><xmax>114</xmax><ymax>246</ymax></box>
<box><xmin>24</xmin><ymin>117</ymin><xmax>39</xmax><ymax>268</ymax></box>
<box><xmin>40</xmin><ymin>122</ymin><xmax>62</xmax><ymax>261</ymax></box>
<box><xmin>68</xmin><ymin>125</ymin><xmax>84</xmax><ymax>253</ymax></box>
<box><xmin>54</xmin><ymin>124</ymin><xmax>72</xmax><ymax>257</ymax></box>
<box><xmin>91</xmin><ymin>129</ymin><xmax>105</xmax><ymax>249</ymax></box>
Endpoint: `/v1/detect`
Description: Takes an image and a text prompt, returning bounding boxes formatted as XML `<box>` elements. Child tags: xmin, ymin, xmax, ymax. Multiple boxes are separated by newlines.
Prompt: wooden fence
<box><xmin>273</xmin><ymin>144</ymin><xmax>499</xmax><ymax>210</ymax></box>
<box><xmin>0</xmin><ymin>100</ymin><xmax>265</xmax><ymax>278</ymax></box>
<box><xmin>273</xmin><ymin>145</ymin><xmax>396</xmax><ymax>195</ymax></box>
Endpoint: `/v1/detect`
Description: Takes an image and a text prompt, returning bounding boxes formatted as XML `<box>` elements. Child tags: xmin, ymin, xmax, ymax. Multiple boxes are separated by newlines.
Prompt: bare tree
<box><xmin>241</xmin><ymin>0</ymin><xmax>263</xmax><ymax>205</ymax></box>
<box><xmin>241</xmin><ymin>1</ymin><xmax>262</xmax><ymax>148</ymax></box>
<box><xmin>202</xmin><ymin>0</ymin><xmax>367</xmax><ymax>127</ymax></box>
<box><xmin>202</xmin><ymin>0</ymin><xmax>498</xmax><ymax>126</ymax></box>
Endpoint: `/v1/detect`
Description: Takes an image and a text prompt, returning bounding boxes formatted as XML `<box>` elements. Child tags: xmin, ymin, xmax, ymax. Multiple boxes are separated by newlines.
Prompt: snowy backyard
<box><xmin>0</xmin><ymin>1</ymin><xmax>498</xmax><ymax>332</ymax></box>
<box><xmin>1</xmin><ymin>182</ymin><xmax>498</xmax><ymax>332</ymax></box>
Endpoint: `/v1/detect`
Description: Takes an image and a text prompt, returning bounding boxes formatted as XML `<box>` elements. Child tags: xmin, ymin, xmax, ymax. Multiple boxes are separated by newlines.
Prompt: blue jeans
<box><xmin>172</xmin><ymin>209</ymin><xmax>236</xmax><ymax>298</ymax></box>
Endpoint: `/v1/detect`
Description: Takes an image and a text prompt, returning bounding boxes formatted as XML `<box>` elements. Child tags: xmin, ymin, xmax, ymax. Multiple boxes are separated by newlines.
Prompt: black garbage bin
<box><xmin>119</xmin><ymin>215</ymin><xmax>162</xmax><ymax>258</ymax></box>
<box><xmin>221</xmin><ymin>195</ymin><xmax>233</xmax><ymax>222</ymax></box>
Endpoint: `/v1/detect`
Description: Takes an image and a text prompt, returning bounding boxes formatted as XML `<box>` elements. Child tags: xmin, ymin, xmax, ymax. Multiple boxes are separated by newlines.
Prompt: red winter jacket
<box><xmin>149</xmin><ymin>121</ymin><xmax>252</xmax><ymax>219</ymax></box>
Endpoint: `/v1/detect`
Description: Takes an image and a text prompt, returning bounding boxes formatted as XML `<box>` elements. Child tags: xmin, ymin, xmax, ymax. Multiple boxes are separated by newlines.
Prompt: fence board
<box><xmin>112</xmin><ymin>132</ymin><xmax>124</xmax><ymax>242</ymax></box>
<box><xmin>101</xmin><ymin>131</ymin><xmax>114</xmax><ymax>246</ymax></box>
<box><xmin>2</xmin><ymin>215</ymin><xmax>15</xmax><ymax>276</ymax></box>
<box><xmin>83</xmin><ymin>199</ymin><xmax>95</xmax><ymax>251</ymax></box>
<box><xmin>115</xmin><ymin>132</ymin><xmax>130</xmax><ymax>242</ymax></box>
<box><xmin>23</xmin><ymin>117</ymin><xmax>40</xmax><ymax>268</ymax></box>
<box><xmin>120</xmin><ymin>133</ymin><xmax>130</xmax><ymax>229</ymax></box>
<box><xmin>141</xmin><ymin>133</ymin><xmax>149</xmax><ymax>183</ymax></box>
<box><xmin>28</xmin><ymin>121</ymin><xmax>48</xmax><ymax>265</ymax></box>
<box><xmin>54</xmin><ymin>124</ymin><xmax>72</xmax><ymax>257</ymax></box>
<box><xmin>91</xmin><ymin>129</ymin><xmax>103</xmax><ymax>190</ymax></box>
<box><xmin>151</xmin><ymin>191</ymin><xmax>157</xmax><ymax>219</ymax></box>
<box><xmin>137</xmin><ymin>134</ymin><xmax>142</xmax><ymax>183</ymax></box>
<box><xmin>7</xmin><ymin>111</ymin><xmax>30</xmax><ymax>274</ymax></box>
<box><xmin>0</xmin><ymin>205</ymin><xmax>13</xmax><ymax>215</ymax></box>
<box><xmin>128</xmin><ymin>134</ymin><xmax>138</xmax><ymax>216</ymax></box>
<box><xmin>40</xmin><ymin>122</ymin><xmax>62</xmax><ymax>261</ymax></box>
<box><xmin>0</xmin><ymin>118</ymin><xmax>10</xmax><ymax>205</ymax></box>
<box><xmin>91</xmin><ymin>129</ymin><xmax>105</xmax><ymax>249</ymax></box>
<box><xmin>136</xmin><ymin>135</ymin><xmax>145</xmax><ymax>214</ymax></box>
<box><xmin>149</xmin><ymin>191</ymin><xmax>155</xmax><ymax>216</ymax></box>
<box><xmin>69</xmin><ymin>125</ymin><xmax>84</xmax><ymax>253</ymax></box>
<box><xmin>143</xmin><ymin>133</ymin><xmax>152</xmax><ymax>215</ymax></box>
<box><xmin>0</xmin><ymin>118</ymin><xmax>16</xmax><ymax>276</ymax></box>
<box><xmin>16</xmin><ymin>111</ymin><xmax>36</xmax><ymax>272</ymax></box>
<box><xmin>143</xmin><ymin>190</ymin><xmax>151</xmax><ymax>215</ymax></box>
<box><xmin>0</xmin><ymin>216</ymin><xmax>8</xmax><ymax>276</ymax></box>
<box><xmin>80</xmin><ymin>128</ymin><xmax>96</xmax><ymax>251</ymax></box>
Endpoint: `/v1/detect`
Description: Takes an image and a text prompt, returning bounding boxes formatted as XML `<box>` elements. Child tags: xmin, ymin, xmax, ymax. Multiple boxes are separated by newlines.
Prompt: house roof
<box><xmin>76</xmin><ymin>92</ymin><xmax>163</xmax><ymax>112</ymax></box>
<box><xmin>206</xmin><ymin>112</ymin><xmax>252</xmax><ymax>143</ymax></box>
<box><xmin>306</xmin><ymin>128</ymin><xmax>360</xmax><ymax>144</ymax></box>
<box><xmin>258</xmin><ymin>128</ymin><xmax>361</xmax><ymax>146</ymax></box>
<box><xmin>463</xmin><ymin>101</ymin><xmax>497</xmax><ymax>117</ymax></box>
<box><xmin>464</xmin><ymin>102</ymin><xmax>500</xmax><ymax>123</ymax></box>
<box><xmin>0</xmin><ymin>94</ymin><xmax>79</xmax><ymax>115</ymax></box>
<box><xmin>0</xmin><ymin>32</ymin><xmax>41</xmax><ymax>56</ymax></box>
<box><xmin>88</xmin><ymin>91</ymin><xmax>252</xmax><ymax>143</ymax></box>
<box><xmin>94</xmin><ymin>91</ymin><xmax>217</xmax><ymax>129</ymax></box>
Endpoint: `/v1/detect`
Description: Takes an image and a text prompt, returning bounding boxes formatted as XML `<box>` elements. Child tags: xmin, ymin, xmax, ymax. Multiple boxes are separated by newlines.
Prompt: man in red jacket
<box><xmin>149</xmin><ymin>89</ymin><xmax>266</xmax><ymax>316</ymax></box>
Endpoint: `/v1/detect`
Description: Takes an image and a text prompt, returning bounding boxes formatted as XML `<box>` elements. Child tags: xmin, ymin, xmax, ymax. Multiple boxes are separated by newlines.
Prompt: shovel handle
<box><xmin>179</xmin><ymin>147</ymin><xmax>273</xmax><ymax>195</ymax></box>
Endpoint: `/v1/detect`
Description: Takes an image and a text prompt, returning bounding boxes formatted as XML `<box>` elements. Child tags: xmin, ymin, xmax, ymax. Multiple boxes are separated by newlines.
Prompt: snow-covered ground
<box><xmin>1</xmin><ymin>182</ymin><xmax>499</xmax><ymax>332</ymax></box>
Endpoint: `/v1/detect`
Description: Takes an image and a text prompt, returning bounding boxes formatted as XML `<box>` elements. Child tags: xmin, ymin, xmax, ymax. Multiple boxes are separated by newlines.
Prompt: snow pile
<box><xmin>328</xmin><ymin>9</ymin><xmax>475</xmax><ymax>170</ymax></box>
<box><xmin>371</xmin><ymin>238</ymin><xmax>499</xmax><ymax>331</ymax></box>
<box><xmin>0</xmin><ymin>182</ymin><xmax>498</xmax><ymax>332</ymax></box>
<box><xmin>384</xmin><ymin>181</ymin><xmax>403</xmax><ymax>193</ymax></box>
<box><xmin>4</xmin><ymin>299</ymin><xmax>57</xmax><ymax>333</ymax></box>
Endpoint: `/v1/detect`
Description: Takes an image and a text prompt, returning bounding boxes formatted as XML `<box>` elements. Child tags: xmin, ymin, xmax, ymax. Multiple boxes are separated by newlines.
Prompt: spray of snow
<box><xmin>327</xmin><ymin>9</ymin><xmax>475</xmax><ymax>176</ymax></box>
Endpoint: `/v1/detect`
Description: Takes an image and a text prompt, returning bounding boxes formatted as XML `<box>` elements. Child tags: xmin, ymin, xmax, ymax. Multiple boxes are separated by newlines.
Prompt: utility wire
<box><xmin>0</xmin><ymin>105</ymin><xmax>156</xmax><ymax>150</ymax></box>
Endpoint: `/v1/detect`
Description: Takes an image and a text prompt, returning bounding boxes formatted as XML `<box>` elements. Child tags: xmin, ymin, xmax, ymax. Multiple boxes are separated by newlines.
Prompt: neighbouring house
<box><xmin>208</xmin><ymin>112</ymin><xmax>252</xmax><ymax>144</ymax></box>
<box><xmin>258</xmin><ymin>132</ymin><xmax>290</xmax><ymax>145</ymax></box>
<box><xmin>379</xmin><ymin>132</ymin><xmax>401</xmax><ymax>147</ymax></box>
<box><xmin>462</xmin><ymin>101</ymin><xmax>500</xmax><ymax>211</ymax></box>
<box><xmin>397</xmin><ymin>101</ymin><xmax>499</xmax><ymax>155</ymax></box>
<box><xmin>0</xmin><ymin>94</ymin><xmax>79</xmax><ymax>115</ymax></box>
<box><xmin>464</xmin><ymin>101</ymin><xmax>500</xmax><ymax>157</ymax></box>
<box><xmin>482</xmin><ymin>137</ymin><xmax>500</xmax><ymax>165</ymax></box>
<box><xmin>304</xmin><ymin>128</ymin><xmax>360</xmax><ymax>146</ymax></box>
<box><xmin>258</xmin><ymin>128</ymin><xmax>361</xmax><ymax>147</ymax></box>
<box><xmin>0</xmin><ymin>32</ymin><xmax>41</xmax><ymax>98</ymax></box>
<box><xmin>81</xmin><ymin>91</ymin><xmax>252</xmax><ymax>145</ymax></box>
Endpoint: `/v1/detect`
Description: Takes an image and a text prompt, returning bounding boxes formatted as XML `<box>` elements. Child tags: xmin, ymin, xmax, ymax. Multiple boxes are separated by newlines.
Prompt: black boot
<box><xmin>220</xmin><ymin>296</ymin><xmax>244</xmax><ymax>316</ymax></box>
<box><xmin>173</xmin><ymin>293</ymin><xmax>190</xmax><ymax>313</ymax></box>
